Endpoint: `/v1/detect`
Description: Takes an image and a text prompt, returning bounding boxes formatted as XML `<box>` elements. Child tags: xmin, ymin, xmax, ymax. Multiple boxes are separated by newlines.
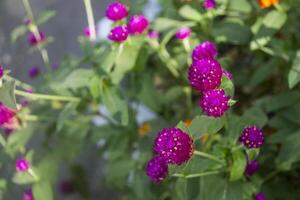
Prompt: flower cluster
<box><xmin>188</xmin><ymin>41</ymin><xmax>231</xmax><ymax>117</ymax></box>
<box><xmin>146</xmin><ymin>128</ymin><xmax>193</xmax><ymax>182</ymax></box>
<box><xmin>106</xmin><ymin>2</ymin><xmax>149</xmax><ymax>43</ymax></box>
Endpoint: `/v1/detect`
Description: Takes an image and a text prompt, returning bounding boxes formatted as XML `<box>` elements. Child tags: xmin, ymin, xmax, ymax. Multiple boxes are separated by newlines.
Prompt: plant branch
<box><xmin>83</xmin><ymin>0</ymin><xmax>96</xmax><ymax>41</ymax></box>
<box><xmin>15</xmin><ymin>90</ymin><xmax>80</xmax><ymax>102</ymax></box>
<box><xmin>193</xmin><ymin>150</ymin><xmax>225</xmax><ymax>164</ymax></box>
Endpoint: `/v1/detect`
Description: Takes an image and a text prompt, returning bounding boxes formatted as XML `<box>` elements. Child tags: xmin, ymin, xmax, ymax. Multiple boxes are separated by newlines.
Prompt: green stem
<box><xmin>83</xmin><ymin>0</ymin><xmax>96</xmax><ymax>41</ymax></box>
<box><xmin>194</xmin><ymin>150</ymin><xmax>225</xmax><ymax>164</ymax></box>
<box><xmin>173</xmin><ymin>170</ymin><xmax>222</xmax><ymax>179</ymax></box>
<box><xmin>22</xmin><ymin>115</ymin><xmax>39</xmax><ymax>121</ymax></box>
<box><xmin>4</xmin><ymin>75</ymin><xmax>33</xmax><ymax>90</ymax></box>
<box><xmin>15</xmin><ymin>90</ymin><xmax>80</xmax><ymax>102</ymax></box>
<box><xmin>22</xmin><ymin>0</ymin><xmax>34</xmax><ymax>20</ymax></box>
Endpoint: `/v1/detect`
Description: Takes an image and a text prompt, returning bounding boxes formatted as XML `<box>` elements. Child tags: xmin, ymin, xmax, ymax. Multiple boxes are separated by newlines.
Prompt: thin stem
<box><xmin>4</xmin><ymin>75</ymin><xmax>33</xmax><ymax>90</ymax></box>
<box><xmin>15</xmin><ymin>90</ymin><xmax>80</xmax><ymax>102</ymax></box>
<box><xmin>194</xmin><ymin>150</ymin><xmax>225</xmax><ymax>164</ymax></box>
<box><xmin>22</xmin><ymin>0</ymin><xmax>34</xmax><ymax>20</ymax></box>
<box><xmin>22</xmin><ymin>115</ymin><xmax>39</xmax><ymax>121</ymax></box>
<box><xmin>173</xmin><ymin>170</ymin><xmax>222</xmax><ymax>179</ymax></box>
<box><xmin>83</xmin><ymin>0</ymin><xmax>96</xmax><ymax>41</ymax></box>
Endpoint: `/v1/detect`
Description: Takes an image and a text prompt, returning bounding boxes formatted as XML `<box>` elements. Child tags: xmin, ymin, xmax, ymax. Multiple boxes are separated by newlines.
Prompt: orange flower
<box><xmin>138</xmin><ymin>123</ymin><xmax>151</xmax><ymax>137</ymax></box>
<box><xmin>258</xmin><ymin>0</ymin><xmax>279</xmax><ymax>8</ymax></box>
<box><xmin>184</xmin><ymin>119</ymin><xmax>192</xmax><ymax>127</ymax></box>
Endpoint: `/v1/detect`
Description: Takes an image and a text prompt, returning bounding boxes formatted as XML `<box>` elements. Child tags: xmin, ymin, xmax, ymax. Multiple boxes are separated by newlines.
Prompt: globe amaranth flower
<box><xmin>199</xmin><ymin>89</ymin><xmax>230</xmax><ymax>117</ymax></box>
<box><xmin>59</xmin><ymin>181</ymin><xmax>75</xmax><ymax>195</ymax></box>
<box><xmin>192</xmin><ymin>41</ymin><xmax>217</xmax><ymax>61</ymax></box>
<box><xmin>23</xmin><ymin>189</ymin><xmax>35</xmax><ymax>200</ymax></box>
<box><xmin>128</xmin><ymin>15</ymin><xmax>149</xmax><ymax>35</ymax></box>
<box><xmin>222</xmin><ymin>69</ymin><xmax>233</xmax><ymax>80</ymax></box>
<box><xmin>148</xmin><ymin>30</ymin><xmax>159</xmax><ymax>39</ymax></box>
<box><xmin>0</xmin><ymin>65</ymin><xmax>4</xmax><ymax>79</ymax></box>
<box><xmin>188</xmin><ymin>58</ymin><xmax>222</xmax><ymax>92</ymax></box>
<box><xmin>84</xmin><ymin>26</ymin><xmax>96</xmax><ymax>38</ymax></box>
<box><xmin>0</xmin><ymin>103</ymin><xmax>19</xmax><ymax>129</ymax></box>
<box><xmin>146</xmin><ymin>155</ymin><xmax>168</xmax><ymax>183</ymax></box>
<box><xmin>245</xmin><ymin>160</ymin><xmax>259</xmax><ymax>176</ymax></box>
<box><xmin>108</xmin><ymin>25</ymin><xmax>129</xmax><ymax>43</ymax></box>
<box><xmin>258</xmin><ymin>0</ymin><xmax>278</xmax><ymax>9</ymax></box>
<box><xmin>154</xmin><ymin>128</ymin><xmax>193</xmax><ymax>165</ymax></box>
<box><xmin>16</xmin><ymin>158</ymin><xmax>30</xmax><ymax>172</ymax></box>
<box><xmin>175</xmin><ymin>27</ymin><xmax>191</xmax><ymax>40</ymax></box>
<box><xmin>203</xmin><ymin>0</ymin><xmax>216</xmax><ymax>10</ymax></box>
<box><xmin>105</xmin><ymin>2</ymin><xmax>128</xmax><ymax>21</ymax></box>
<box><xmin>239</xmin><ymin>126</ymin><xmax>264</xmax><ymax>149</ymax></box>
<box><xmin>28</xmin><ymin>66</ymin><xmax>40</xmax><ymax>78</ymax></box>
<box><xmin>27</xmin><ymin>31</ymin><xmax>46</xmax><ymax>46</ymax></box>
<box><xmin>254</xmin><ymin>192</ymin><xmax>267</xmax><ymax>200</ymax></box>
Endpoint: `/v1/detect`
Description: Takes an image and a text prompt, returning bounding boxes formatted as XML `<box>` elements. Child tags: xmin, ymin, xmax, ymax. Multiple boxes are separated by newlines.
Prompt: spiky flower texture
<box><xmin>105</xmin><ymin>2</ymin><xmax>128</xmax><ymax>21</ymax></box>
<box><xmin>239</xmin><ymin>126</ymin><xmax>264</xmax><ymax>149</ymax></box>
<box><xmin>146</xmin><ymin>156</ymin><xmax>168</xmax><ymax>183</ymax></box>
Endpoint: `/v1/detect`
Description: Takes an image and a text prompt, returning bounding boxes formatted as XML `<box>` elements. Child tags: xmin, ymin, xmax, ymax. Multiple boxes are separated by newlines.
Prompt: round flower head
<box><xmin>128</xmin><ymin>15</ymin><xmax>149</xmax><ymax>35</ymax></box>
<box><xmin>175</xmin><ymin>27</ymin><xmax>191</xmax><ymax>40</ymax></box>
<box><xmin>188</xmin><ymin>58</ymin><xmax>222</xmax><ymax>92</ymax></box>
<box><xmin>148</xmin><ymin>31</ymin><xmax>159</xmax><ymax>39</ymax></box>
<box><xmin>27</xmin><ymin>31</ymin><xmax>46</xmax><ymax>46</ymax></box>
<box><xmin>106</xmin><ymin>2</ymin><xmax>128</xmax><ymax>21</ymax></box>
<box><xmin>200</xmin><ymin>89</ymin><xmax>230</xmax><ymax>117</ymax></box>
<box><xmin>239</xmin><ymin>126</ymin><xmax>264</xmax><ymax>149</ymax></box>
<box><xmin>245</xmin><ymin>160</ymin><xmax>259</xmax><ymax>176</ymax></box>
<box><xmin>23</xmin><ymin>189</ymin><xmax>35</xmax><ymax>200</ymax></box>
<box><xmin>192</xmin><ymin>41</ymin><xmax>217</xmax><ymax>61</ymax></box>
<box><xmin>154</xmin><ymin>128</ymin><xmax>193</xmax><ymax>165</ymax></box>
<box><xmin>254</xmin><ymin>192</ymin><xmax>267</xmax><ymax>200</ymax></box>
<box><xmin>16</xmin><ymin>158</ymin><xmax>30</xmax><ymax>172</ymax></box>
<box><xmin>146</xmin><ymin>156</ymin><xmax>168</xmax><ymax>183</ymax></box>
<box><xmin>203</xmin><ymin>0</ymin><xmax>217</xmax><ymax>10</ymax></box>
<box><xmin>28</xmin><ymin>66</ymin><xmax>40</xmax><ymax>78</ymax></box>
<box><xmin>222</xmin><ymin>69</ymin><xmax>233</xmax><ymax>79</ymax></box>
<box><xmin>0</xmin><ymin>65</ymin><xmax>4</xmax><ymax>79</ymax></box>
<box><xmin>108</xmin><ymin>25</ymin><xmax>129</xmax><ymax>43</ymax></box>
<box><xmin>258</xmin><ymin>0</ymin><xmax>278</xmax><ymax>9</ymax></box>
<box><xmin>0</xmin><ymin>103</ymin><xmax>19</xmax><ymax>129</ymax></box>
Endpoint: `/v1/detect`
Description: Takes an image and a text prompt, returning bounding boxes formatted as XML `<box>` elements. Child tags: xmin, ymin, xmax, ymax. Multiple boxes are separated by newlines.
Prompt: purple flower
<box><xmin>188</xmin><ymin>59</ymin><xmax>222</xmax><ymax>92</ymax></box>
<box><xmin>146</xmin><ymin>156</ymin><xmax>168</xmax><ymax>183</ymax></box>
<box><xmin>175</xmin><ymin>27</ymin><xmax>191</xmax><ymax>40</ymax></box>
<box><xmin>148</xmin><ymin>31</ymin><xmax>159</xmax><ymax>39</ymax></box>
<box><xmin>108</xmin><ymin>25</ymin><xmax>129</xmax><ymax>43</ymax></box>
<box><xmin>0</xmin><ymin>102</ymin><xmax>19</xmax><ymax>129</ymax></box>
<box><xmin>222</xmin><ymin>69</ymin><xmax>233</xmax><ymax>79</ymax></box>
<box><xmin>106</xmin><ymin>2</ymin><xmax>128</xmax><ymax>21</ymax></box>
<box><xmin>16</xmin><ymin>158</ymin><xmax>30</xmax><ymax>172</ymax></box>
<box><xmin>254</xmin><ymin>192</ymin><xmax>267</xmax><ymax>200</ymax></box>
<box><xmin>27</xmin><ymin>31</ymin><xmax>46</xmax><ymax>46</ymax></box>
<box><xmin>28</xmin><ymin>66</ymin><xmax>40</xmax><ymax>78</ymax></box>
<box><xmin>239</xmin><ymin>126</ymin><xmax>264</xmax><ymax>149</ymax></box>
<box><xmin>154</xmin><ymin>128</ymin><xmax>193</xmax><ymax>165</ymax></box>
<box><xmin>23</xmin><ymin>189</ymin><xmax>35</xmax><ymax>200</ymax></box>
<box><xmin>128</xmin><ymin>15</ymin><xmax>149</xmax><ymax>35</ymax></box>
<box><xmin>0</xmin><ymin>65</ymin><xmax>4</xmax><ymax>79</ymax></box>
<box><xmin>59</xmin><ymin>181</ymin><xmax>75</xmax><ymax>195</ymax></box>
<box><xmin>199</xmin><ymin>89</ymin><xmax>230</xmax><ymax>117</ymax></box>
<box><xmin>203</xmin><ymin>0</ymin><xmax>216</xmax><ymax>10</ymax></box>
<box><xmin>192</xmin><ymin>41</ymin><xmax>217</xmax><ymax>61</ymax></box>
<box><xmin>84</xmin><ymin>26</ymin><xmax>96</xmax><ymax>38</ymax></box>
<box><xmin>245</xmin><ymin>160</ymin><xmax>259</xmax><ymax>176</ymax></box>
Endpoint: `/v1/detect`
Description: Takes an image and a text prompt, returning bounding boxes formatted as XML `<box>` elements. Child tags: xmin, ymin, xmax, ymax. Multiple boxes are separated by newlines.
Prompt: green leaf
<box><xmin>228</xmin><ymin>0</ymin><xmax>252</xmax><ymax>14</ymax></box>
<box><xmin>62</xmin><ymin>69</ymin><xmax>94</xmax><ymax>89</ymax></box>
<box><xmin>12</xmin><ymin>169</ymin><xmax>38</xmax><ymax>185</ymax></box>
<box><xmin>288</xmin><ymin>50</ymin><xmax>300</xmax><ymax>88</ymax></box>
<box><xmin>11</xmin><ymin>25</ymin><xmax>27</xmax><ymax>43</ymax></box>
<box><xmin>153</xmin><ymin>18</ymin><xmax>181</xmax><ymax>32</ymax></box>
<box><xmin>56</xmin><ymin>102</ymin><xmax>77</xmax><ymax>132</ymax></box>
<box><xmin>36</xmin><ymin>10</ymin><xmax>56</xmax><ymax>25</ymax></box>
<box><xmin>179</xmin><ymin>5</ymin><xmax>202</xmax><ymax>21</ymax></box>
<box><xmin>220</xmin><ymin>75</ymin><xmax>235</xmax><ymax>97</ymax></box>
<box><xmin>230</xmin><ymin>150</ymin><xmax>247</xmax><ymax>181</ymax></box>
<box><xmin>0</xmin><ymin>80</ymin><xmax>17</xmax><ymax>109</ymax></box>
<box><xmin>189</xmin><ymin>115</ymin><xmax>225</xmax><ymax>138</ymax></box>
<box><xmin>33</xmin><ymin>181</ymin><xmax>53</xmax><ymax>200</ymax></box>
<box><xmin>246</xmin><ymin>149</ymin><xmax>260</xmax><ymax>161</ymax></box>
<box><xmin>5</xmin><ymin>127</ymin><xmax>33</xmax><ymax>156</ymax></box>
<box><xmin>89</xmin><ymin>75</ymin><xmax>101</xmax><ymax>99</ymax></box>
<box><xmin>249</xmin><ymin>60</ymin><xmax>276</xmax><ymax>87</ymax></box>
<box><xmin>242</xmin><ymin>107</ymin><xmax>268</xmax><ymax>128</ymax></box>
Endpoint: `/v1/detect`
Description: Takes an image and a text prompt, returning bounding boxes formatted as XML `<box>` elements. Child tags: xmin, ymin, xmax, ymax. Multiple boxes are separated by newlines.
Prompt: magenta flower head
<box><xmin>222</xmin><ymin>69</ymin><xmax>233</xmax><ymax>80</ymax></box>
<box><xmin>254</xmin><ymin>192</ymin><xmax>267</xmax><ymax>200</ymax></box>
<box><xmin>84</xmin><ymin>26</ymin><xmax>96</xmax><ymax>38</ymax></box>
<box><xmin>27</xmin><ymin>31</ymin><xmax>46</xmax><ymax>46</ymax></box>
<box><xmin>200</xmin><ymin>89</ymin><xmax>230</xmax><ymax>117</ymax></box>
<box><xmin>16</xmin><ymin>158</ymin><xmax>30</xmax><ymax>172</ymax></box>
<box><xmin>154</xmin><ymin>128</ymin><xmax>193</xmax><ymax>165</ymax></box>
<box><xmin>245</xmin><ymin>160</ymin><xmax>259</xmax><ymax>176</ymax></box>
<box><xmin>188</xmin><ymin>59</ymin><xmax>222</xmax><ymax>92</ymax></box>
<box><xmin>203</xmin><ymin>0</ymin><xmax>216</xmax><ymax>10</ymax></box>
<box><xmin>108</xmin><ymin>25</ymin><xmax>129</xmax><ymax>43</ymax></box>
<box><xmin>0</xmin><ymin>102</ymin><xmax>19</xmax><ymax>129</ymax></box>
<box><xmin>175</xmin><ymin>27</ymin><xmax>191</xmax><ymax>40</ymax></box>
<box><xmin>28</xmin><ymin>66</ymin><xmax>40</xmax><ymax>78</ymax></box>
<box><xmin>192</xmin><ymin>41</ymin><xmax>217</xmax><ymax>61</ymax></box>
<box><xmin>239</xmin><ymin>126</ymin><xmax>264</xmax><ymax>149</ymax></box>
<box><xmin>23</xmin><ymin>189</ymin><xmax>35</xmax><ymax>200</ymax></box>
<box><xmin>59</xmin><ymin>181</ymin><xmax>75</xmax><ymax>195</ymax></box>
<box><xmin>0</xmin><ymin>65</ymin><xmax>4</xmax><ymax>79</ymax></box>
<box><xmin>106</xmin><ymin>2</ymin><xmax>128</xmax><ymax>21</ymax></box>
<box><xmin>148</xmin><ymin>31</ymin><xmax>159</xmax><ymax>39</ymax></box>
<box><xmin>146</xmin><ymin>156</ymin><xmax>168</xmax><ymax>183</ymax></box>
<box><xmin>128</xmin><ymin>15</ymin><xmax>149</xmax><ymax>35</ymax></box>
